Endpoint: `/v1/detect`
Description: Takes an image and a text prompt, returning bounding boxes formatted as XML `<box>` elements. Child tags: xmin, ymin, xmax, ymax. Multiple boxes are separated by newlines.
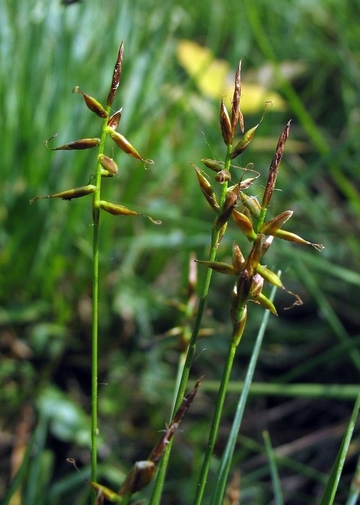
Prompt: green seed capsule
<box><xmin>201</xmin><ymin>158</ymin><xmax>225</xmax><ymax>172</ymax></box>
<box><xmin>274</xmin><ymin>229</ymin><xmax>325</xmax><ymax>251</ymax></box>
<box><xmin>106</xmin><ymin>127</ymin><xmax>144</xmax><ymax>161</ymax></box>
<box><xmin>230</xmin><ymin>124</ymin><xmax>259</xmax><ymax>159</ymax></box>
<box><xmin>254</xmin><ymin>292</ymin><xmax>278</xmax><ymax>315</ymax></box>
<box><xmin>240</xmin><ymin>192</ymin><xmax>261</xmax><ymax>218</ymax></box>
<box><xmin>256</xmin><ymin>264</ymin><xmax>284</xmax><ymax>289</ymax></box>
<box><xmin>30</xmin><ymin>185</ymin><xmax>96</xmax><ymax>203</ymax></box>
<box><xmin>99</xmin><ymin>200</ymin><xmax>161</xmax><ymax>224</ymax></box>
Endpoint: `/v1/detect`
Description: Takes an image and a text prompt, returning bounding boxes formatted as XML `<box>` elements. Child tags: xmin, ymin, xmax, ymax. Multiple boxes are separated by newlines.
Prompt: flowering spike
<box><xmin>107</xmin><ymin>40</ymin><xmax>124</xmax><ymax>106</ymax></box>
<box><xmin>30</xmin><ymin>185</ymin><xmax>96</xmax><ymax>203</ymax></box>
<box><xmin>262</xmin><ymin>120</ymin><xmax>291</xmax><ymax>210</ymax></box>
<box><xmin>107</xmin><ymin>108</ymin><xmax>123</xmax><ymax>130</ymax></box>
<box><xmin>72</xmin><ymin>86</ymin><xmax>108</xmax><ymax>118</ymax></box>
<box><xmin>220</xmin><ymin>98</ymin><xmax>232</xmax><ymax>146</ymax></box>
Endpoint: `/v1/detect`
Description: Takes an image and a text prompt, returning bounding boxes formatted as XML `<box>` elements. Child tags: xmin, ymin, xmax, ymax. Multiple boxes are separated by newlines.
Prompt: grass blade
<box><xmin>318</xmin><ymin>392</ymin><xmax>360</xmax><ymax>505</ymax></box>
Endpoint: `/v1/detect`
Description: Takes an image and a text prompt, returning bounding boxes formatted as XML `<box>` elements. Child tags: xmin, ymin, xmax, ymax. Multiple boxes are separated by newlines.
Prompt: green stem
<box><xmin>210</xmin><ymin>277</ymin><xmax>279</xmax><ymax>505</ymax></box>
<box><xmin>149</xmin><ymin>158</ymin><xmax>231</xmax><ymax>504</ymax></box>
<box><xmin>194</xmin><ymin>331</ymin><xmax>239</xmax><ymax>505</ymax></box>
<box><xmin>91</xmin><ymin>112</ymin><xmax>110</xmax><ymax>503</ymax></box>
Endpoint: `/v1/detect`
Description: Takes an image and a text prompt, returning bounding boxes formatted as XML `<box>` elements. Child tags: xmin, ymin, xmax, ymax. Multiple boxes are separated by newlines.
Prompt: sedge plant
<box><xmin>30</xmin><ymin>42</ymin><xmax>203</xmax><ymax>505</ymax></box>
<box><xmin>27</xmin><ymin>41</ymin><xmax>358</xmax><ymax>505</ymax></box>
<box><xmin>150</xmin><ymin>61</ymin><xmax>326</xmax><ymax>504</ymax></box>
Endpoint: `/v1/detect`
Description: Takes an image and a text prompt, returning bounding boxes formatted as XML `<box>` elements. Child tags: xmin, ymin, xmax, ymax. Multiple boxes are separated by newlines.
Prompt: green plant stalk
<box><xmin>149</xmin><ymin>149</ymin><xmax>232</xmax><ymax>505</ymax></box>
<box><xmin>91</xmin><ymin>111</ymin><xmax>111</xmax><ymax>500</ymax></box>
<box><xmin>194</xmin><ymin>320</ymin><xmax>241</xmax><ymax>505</ymax></box>
<box><xmin>210</xmin><ymin>277</ymin><xmax>279</xmax><ymax>505</ymax></box>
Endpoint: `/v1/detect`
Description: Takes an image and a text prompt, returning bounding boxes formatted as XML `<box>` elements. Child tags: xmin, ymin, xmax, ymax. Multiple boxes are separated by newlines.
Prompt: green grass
<box><xmin>1</xmin><ymin>0</ymin><xmax>360</xmax><ymax>504</ymax></box>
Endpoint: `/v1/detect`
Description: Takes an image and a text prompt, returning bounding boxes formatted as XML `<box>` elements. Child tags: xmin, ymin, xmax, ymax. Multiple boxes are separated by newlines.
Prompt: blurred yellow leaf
<box><xmin>177</xmin><ymin>39</ymin><xmax>286</xmax><ymax>114</ymax></box>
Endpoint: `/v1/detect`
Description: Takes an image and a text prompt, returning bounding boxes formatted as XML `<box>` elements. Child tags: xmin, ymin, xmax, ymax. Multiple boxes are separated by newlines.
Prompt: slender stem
<box><xmin>210</xmin><ymin>277</ymin><xmax>279</xmax><ymax>505</ymax></box>
<box><xmin>194</xmin><ymin>334</ymin><xmax>239</xmax><ymax>505</ymax></box>
<box><xmin>149</xmin><ymin>144</ymin><xmax>232</xmax><ymax>505</ymax></box>
<box><xmin>91</xmin><ymin>112</ymin><xmax>110</xmax><ymax>503</ymax></box>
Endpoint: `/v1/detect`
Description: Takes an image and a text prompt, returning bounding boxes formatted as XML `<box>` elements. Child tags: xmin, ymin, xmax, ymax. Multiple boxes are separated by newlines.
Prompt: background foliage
<box><xmin>1</xmin><ymin>0</ymin><xmax>360</xmax><ymax>504</ymax></box>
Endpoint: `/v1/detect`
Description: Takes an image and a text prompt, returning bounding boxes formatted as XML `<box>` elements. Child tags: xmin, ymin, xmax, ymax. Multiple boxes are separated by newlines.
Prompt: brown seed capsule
<box><xmin>107</xmin><ymin>40</ymin><xmax>124</xmax><ymax>107</ymax></box>
<box><xmin>48</xmin><ymin>138</ymin><xmax>100</xmax><ymax>150</ymax></box>
<box><xmin>232</xmin><ymin>209</ymin><xmax>257</xmax><ymax>241</ymax></box>
<box><xmin>231</xmin><ymin>60</ymin><xmax>243</xmax><ymax>135</ymax></box>
<box><xmin>29</xmin><ymin>185</ymin><xmax>96</xmax><ymax>203</ymax></box>
<box><xmin>72</xmin><ymin>86</ymin><xmax>108</xmax><ymax>118</ymax></box>
<box><xmin>107</xmin><ymin>108</ymin><xmax>122</xmax><ymax>130</ymax></box>
<box><xmin>260</xmin><ymin>210</ymin><xmax>293</xmax><ymax>235</ymax></box>
<box><xmin>232</xmin><ymin>243</ymin><xmax>245</xmax><ymax>274</ymax></box>
<box><xmin>106</xmin><ymin>128</ymin><xmax>144</xmax><ymax>161</ymax></box>
<box><xmin>192</xmin><ymin>163</ymin><xmax>220</xmax><ymax>211</ymax></box>
<box><xmin>262</xmin><ymin>120</ymin><xmax>291</xmax><ymax>210</ymax></box>
<box><xmin>215</xmin><ymin>169</ymin><xmax>231</xmax><ymax>184</ymax></box>
<box><xmin>215</xmin><ymin>185</ymin><xmax>240</xmax><ymax>229</ymax></box>
<box><xmin>232</xmin><ymin>268</ymin><xmax>252</xmax><ymax>314</ymax></box>
<box><xmin>98</xmin><ymin>154</ymin><xmax>118</xmax><ymax>175</ymax></box>
<box><xmin>118</xmin><ymin>460</ymin><xmax>156</xmax><ymax>496</ymax></box>
<box><xmin>220</xmin><ymin>98</ymin><xmax>232</xmax><ymax>146</ymax></box>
